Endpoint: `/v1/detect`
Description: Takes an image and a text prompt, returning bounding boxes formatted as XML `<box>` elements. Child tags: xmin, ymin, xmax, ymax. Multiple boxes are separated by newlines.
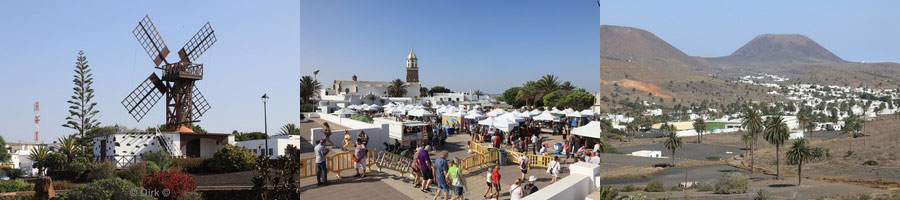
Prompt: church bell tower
<box><xmin>406</xmin><ymin>48</ymin><xmax>419</xmax><ymax>83</ymax></box>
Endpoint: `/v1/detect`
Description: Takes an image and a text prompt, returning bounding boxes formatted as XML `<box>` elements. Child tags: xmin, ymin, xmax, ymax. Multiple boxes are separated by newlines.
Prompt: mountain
<box><xmin>708</xmin><ymin>34</ymin><xmax>845</xmax><ymax>65</ymax></box>
<box><xmin>598</xmin><ymin>25</ymin><xmax>777</xmax><ymax>110</ymax></box>
<box><xmin>600</xmin><ymin>25</ymin><xmax>707</xmax><ymax>70</ymax></box>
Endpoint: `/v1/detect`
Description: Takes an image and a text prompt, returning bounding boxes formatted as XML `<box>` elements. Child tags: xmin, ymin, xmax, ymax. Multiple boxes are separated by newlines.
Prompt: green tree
<box><xmin>841</xmin><ymin>114</ymin><xmax>862</xmax><ymax>152</ymax></box>
<box><xmin>693</xmin><ymin>118</ymin><xmax>708</xmax><ymax>143</ymax></box>
<box><xmin>419</xmin><ymin>87</ymin><xmax>429</xmax><ymax>97</ymax></box>
<box><xmin>500</xmin><ymin>87</ymin><xmax>525</xmax><ymax>108</ymax></box>
<box><xmin>516</xmin><ymin>81</ymin><xmax>540</xmax><ymax>107</ymax></box>
<box><xmin>741</xmin><ymin>108</ymin><xmax>763</xmax><ymax>172</ymax></box>
<box><xmin>664</xmin><ymin>131</ymin><xmax>683</xmax><ymax>167</ymax></box>
<box><xmin>57</xmin><ymin>135</ymin><xmax>81</xmax><ymax>163</ymax></box>
<box><xmin>763</xmin><ymin>115</ymin><xmax>790</xmax><ymax>179</ymax></box>
<box><xmin>387</xmin><ymin>79</ymin><xmax>407</xmax><ymax>97</ymax></box>
<box><xmin>786</xmin><ymin>139</ymin><xmax>812</xmax><ymax>186</ymax></box>
<box><xmin>473</xmin><ymin>90</ymin><xmax>484</xmax><ymax>97</ymax></box>
<box><xmin>0</xmin><ymin>136</ymin><xmax>9</xmax><ymax>163</ymax></box>
<box><xmin>279</xmin><ymin>123</ymin><xmax>301</xmax><ymax>135</ymax></box>
<box><xmin>542</xmin><ymin>91</ymin><xmax>563</xmax><ymax>108</ymax></box>
<box><xmin>300</xmin><ymin>75</ymin><xmax>321</xmax><ymax>104</ymax></box>
<box><xmin>29</xmin><ymin>145</ymin><xmax>50</xmax><ymax>175</ymax></box>
<box><xmin>63</xmin><ymin>51</ymin><xmax>101</xmax><ymax>139</ymax></box>
<box><xmin>556</xmin><ymin>90</ymin><xmax>596</xmax><ymax>110</ymax></box>
<box><xmin>233</xmin><ymin>131</ymin><xmax>268</xmax><ymax>141</ymax></box>
<box><xmin>428</xmin><ymin>86</ymin><xmax>452</xmax><ymax>96</ymax></box>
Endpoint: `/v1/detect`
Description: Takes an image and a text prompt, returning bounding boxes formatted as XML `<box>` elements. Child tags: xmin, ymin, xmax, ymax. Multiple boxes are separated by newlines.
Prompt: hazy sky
<box><xmin>600</xmin><ymin>0</ymin><xmax>900</xmax><ymax>62</ymax></box>
<box><xmin>0</xmin><ymin>1</ymin><xmax>301</xmax><ymax>143</ymax></box>
<box><xmin>300</xmin><ymin>1</ymin><xmax>601</xmax><ymax>95</ymax></box>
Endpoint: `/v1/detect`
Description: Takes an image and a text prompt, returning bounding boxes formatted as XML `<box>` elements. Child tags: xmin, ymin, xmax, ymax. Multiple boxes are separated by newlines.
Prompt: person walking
<box><xmin>522</xmin><ymin>176</ymin><xmax>539</xmax><ymax>197</ymax></box>
<box><xmin>490</xmin><ymin>165</ymin><xmax>502</xmax><ymax>199</ymax></box>
<box><xmin>518</xmin><ymin>154</ymin><xmax>530</xmax><ymax>180</ymax></box>
<box><xmin>547</xmin><ymin>156</ymin><xmax>561</xmax><ymax>183</ymax></box>
<box><xmin>358</xmin><ymin>130</ymin><xmax>369</xmax><ymax>146</ymax></box>
<box><xmin>483</xmin><ymin>165</ymin><xmax>493</xmax><ymax>199</ymax></box>
<box><xmin>418</xmin><ymin>145</ymin><xmax>434</xmax><ymax>193</ymax></box>
<box><xmin>432</xmin><ymin>151</ymin><xmax>450</xmax><ymax>200</ymax></box>
<box><xmin>531</xmin><ymin>134</ymin><xmax>538</xmax><ymax>154</ymax></box>
<box><xmin>447</xmin><ymin>159</ymin><xmax>466</xmax><ymax>200</ymax></box>
<box><xmin>354</xmin><ymin>143</ymin><xmax>368</xmax><ymax>178</ymax></box>
<box><xmin>314</xmin><ymin>139</ymin><xmax>330</xmax><ymax>186</ymax></box>
<box><xmin>509</xmin><ymin>178</ymin><xmax>524</xmax><ymax>200</ymax></box>
<box><xmin>413</xmin><ymin>144</ymin><xmax>424</xmax><ymax>188</ymax></box>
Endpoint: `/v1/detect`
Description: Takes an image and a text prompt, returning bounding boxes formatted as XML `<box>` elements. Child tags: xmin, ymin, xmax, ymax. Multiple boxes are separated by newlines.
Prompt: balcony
<box><xmin>162</xmin><ymin>63</ymin><xmax>203</xmax><ymax>81</ymax></box>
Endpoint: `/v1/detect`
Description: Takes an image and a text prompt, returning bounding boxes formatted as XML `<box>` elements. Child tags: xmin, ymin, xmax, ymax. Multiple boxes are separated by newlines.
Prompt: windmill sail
<box><xmin>122</xmin><ymin>73</ymin><xmax>165</xmax><ymax>122</ymax></box>
<box><xmin>179</xmin><ymin>22</ymin><xmax>217</xmax><ymax>62</ymax></box>
<box><xmin>133</xmin><ymin>16</ymin><xmax>170</xmax><ymax>67</ymax></box>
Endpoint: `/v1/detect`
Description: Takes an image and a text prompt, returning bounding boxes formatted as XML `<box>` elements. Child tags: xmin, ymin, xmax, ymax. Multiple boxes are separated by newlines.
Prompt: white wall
<box><xmin>309</xmin><ymin>124</ymin><xmax>390</xmax><ymax>152</ymax></box>
<box><xmin>522</xmin><ymin>162</ymin><xmax>599</xmax><ymax>200</ymax></box>
<box><xmin>319</xmin><ymin>113</ymin><xmax>379</xmax><ymax>129</ymax></box>
<box><xmin>235</xmin><ymin>136</ymin><xmax>303</xmax><ymax>159</ymax></box>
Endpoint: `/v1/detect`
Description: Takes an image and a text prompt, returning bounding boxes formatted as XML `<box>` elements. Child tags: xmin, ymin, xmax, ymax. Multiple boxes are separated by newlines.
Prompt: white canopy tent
<box><xmin>408</xmin><ymin>109</ymin><xmax>434</xmax><ymax>117</ymax></box>
<box><xmin>464</xmin><ymin>112</ymin><xmax>484</xmax><ymax>120</ymax></box>
<box><xmin>499</xmin><ymin>112</ymin><xmax>525</xmax><ymax>122</ymax></box>
<box><xmin>533</xmin><ymin>111</ymin><xmax>559</xmax><ymax>121</ymax></box>
<box><xmin>571</xmin><ymin>121</ymin><xmax>603</xmax><ymax>139</ymax></box>
<box><xmin>580</xmin><ymin>109</ymin><xmax>595</xmax><ymax>116</ymax></box>
<box><xmin>478</xmin><ymin>117</ymin><xmax>519</xmax><ymax>132</ymax></box>
<box><xmin>333</xmin><ymin>107</ymin><xmax>358</xmax><ymax>116</ymax></box>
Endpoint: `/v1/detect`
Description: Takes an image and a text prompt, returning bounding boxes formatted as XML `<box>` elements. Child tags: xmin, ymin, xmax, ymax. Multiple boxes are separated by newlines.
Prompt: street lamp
<box><xmin>262</xmin><ymin>94</ymin><xmax>269</xmax><ymax>158</ymax></box>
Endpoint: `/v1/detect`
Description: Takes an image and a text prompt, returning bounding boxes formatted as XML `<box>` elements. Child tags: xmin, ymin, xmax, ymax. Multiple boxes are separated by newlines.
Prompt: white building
<box><xmin>235</xmin><ymin>135</ymin><xmax>303</xmax><ymax>159</ymax></box>
<box><xmin>4</xmin><ymin>143</ymin><xmax>54</xmax><ymax>176</ymax></box>
<box><xmin>630</xmin><ymin>150</ymin><xmax>662</xmax><ymax>158</ymax></box>
<box><xmin>92</xmin><ymin>131</ymin><xmax>234</xmax><ymax>168</ymax></box>
<box><xmin>320</xmin><ymin>49</ymin><xmax>422</xmax><ymax>98</ymax></box>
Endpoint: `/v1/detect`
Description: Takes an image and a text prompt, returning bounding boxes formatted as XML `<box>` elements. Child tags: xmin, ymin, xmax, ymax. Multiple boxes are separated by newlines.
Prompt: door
<box><xmin>186</xmin><ymin>139</ymin><xmax>201</xmax><ymax>157</ymax></box>
<box><xmin>100</xmin><ymin>140</ymin><xmax>107</xmax><ymax>158</ymax></box>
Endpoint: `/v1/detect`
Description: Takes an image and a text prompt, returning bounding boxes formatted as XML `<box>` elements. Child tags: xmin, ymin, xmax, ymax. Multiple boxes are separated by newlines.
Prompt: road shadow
<box><xmin>768</xmin><ymin>183</ymin><xmax>795</xmax><ymax>188</ymax></box>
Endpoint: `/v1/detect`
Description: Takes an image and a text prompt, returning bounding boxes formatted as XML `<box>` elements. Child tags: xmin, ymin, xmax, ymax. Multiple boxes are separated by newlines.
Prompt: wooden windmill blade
<box><xmin>133</xmin><ymin>15</ymin><xmax>170</xmax><ymax>67</ymax></box>
<box><xmin>190</xmin><ymin>86</ymin><xmax>211</xmax><ymax>120</ymax></box>
<box><xmin>178</xmin><ymin>22</ymin><xmax>217</xmax><ymax>62</ymax></box>
<box><xmin>122</xmin><ymin>73</ymin><xmax>167</xmax><ymax>122</ymax></box>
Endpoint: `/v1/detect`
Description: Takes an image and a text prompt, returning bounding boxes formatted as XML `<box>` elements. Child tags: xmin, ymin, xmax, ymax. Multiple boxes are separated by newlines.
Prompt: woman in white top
<box><xmin>483</xmin><ymin>170</ymin><xmax>493</xmax><ymax>198</ymax></box>
<box><xmin>547</xmin><ymin>156</ymin><xmax>561</xmax><ymax>183</ymax></box>
<box><xmin>510</xmin><ymin>178</ymin><xmax>524</xmax><ymax>200</ymax></box>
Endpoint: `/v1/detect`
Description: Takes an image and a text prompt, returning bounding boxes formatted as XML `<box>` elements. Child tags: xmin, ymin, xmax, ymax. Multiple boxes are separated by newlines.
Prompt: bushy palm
<box><xmin>664</xmin><ymin>131</ymin><xmax>683</xmax><ymax>167</ymax></box>
<box><xmin>594</xmin><ymin>185</ymin><xmax>622</xmax><ymax>200</ymax></box>
<box><xmin>841</xmin><ymin>114</ymin><xmax>863</xmax><ymax>152</ymax></box>
<box><xmin>29</xmin><ymin>145</ymin><xmax>50</xmax><ymax>175</ymax></box>
<box><xmin>58</xmin><ymin>135</ymin><xmax>81</xmax><ymax>162</ymax></box>
<box><xmin>786</xmin><ymin>139</ymin><xmax>812</xmax><ymax>185</ymax></box>
<box><xmin>763</xmin><ymin>115</ymin><xmax>790</xmax><ymax>179</ymax></box>
<box><xmin>279</xmin><ymin>123</ymin><xmax>301</xmax><ymax>135</ymax></box>
<box><xmin>299</xmin><ymin>75</ymin><xmax>321</xmax><ymax>104</ymax></box>
<box><xmin>741</xmin><ymin>108</ymin><xmax>763</xmax><ymax>172</ymax></box>
<box><xmin>387</xmin><ymin>79</ymin><xmax>407</xmax><ymax>97</ymax></box>
<box><xmin>693</xmin><ymin>118</ymin><xmax>708</xmax><ymax>143</ymax></box>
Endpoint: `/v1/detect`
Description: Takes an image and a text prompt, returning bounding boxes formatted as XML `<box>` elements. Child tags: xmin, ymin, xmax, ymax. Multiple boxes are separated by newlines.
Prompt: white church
<box><xmin>316</xmin><ymin>49</ymin><xmax>423</xmax><ymax>111</ymax></box>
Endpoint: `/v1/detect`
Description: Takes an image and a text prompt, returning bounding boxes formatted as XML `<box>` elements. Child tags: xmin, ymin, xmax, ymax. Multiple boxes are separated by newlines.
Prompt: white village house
<box><xmin>92</xmin><ymin>131</ymin><xmax>234</xmax><ymax>168</ymax></box>
<box><xmin>235</xmin><ymin>135</ymin><xmax>304</xmax><ymax>159</ymax></box>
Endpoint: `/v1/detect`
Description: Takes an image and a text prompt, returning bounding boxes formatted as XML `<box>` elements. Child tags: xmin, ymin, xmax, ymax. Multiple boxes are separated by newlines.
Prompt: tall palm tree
<box><xmin>473</xmin><ymin>90</ymin><xmax>484</xmax><ymax>97</ymax></box>
<box><xmin>387</xmin><ymin>79</ymin><xmax>407</xmax><ymax>97</ymax></box>
<box><xmin>29</xmin><ymin>145</ymin><xmax>49</xmax><ymax>176</ymax></box>
<box><xmin>664</xmin><ymin>131</ymin><xmax>683</xmax><ymax>167</ymax></box>
<box><xmin>741</xmin><ymin>108</ymin><xmax>763</xmax><ymax>172</ymax></box>
<box><xmin>764</xmin><ymin>115</ymin><xmax>790</xmax><ymax>179</ymax></box>
<box><xmin>786</xmin><ymin>139</ymin><xmax>812</xmax><ymax>186</ymax></box>
<box><xmin>279</xmin><ymin>123</ymin><xmax>301</xmax><ymax>135</ymax></box>
<box><xmin>516</xmin><ymin>81</ymin><xmax>539</xmax><ymax>107</ymax></box>
<box><xmin>693</xmin><ymin>118</ymin><xmax>708</xmax><ymax>143</ymax></box>
<box><xmin>57</xmin><ymin>135</ymin><xmax>80</xmax><ymax>162</ymax></box>
<box><xmin>300</xmin><ymin>75</ymin><xmax>321</xmax><ymax>104</ymax></box>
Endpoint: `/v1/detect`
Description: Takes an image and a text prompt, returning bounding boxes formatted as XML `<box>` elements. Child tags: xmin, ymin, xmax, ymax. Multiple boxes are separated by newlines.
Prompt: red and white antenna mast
<box><xmin>34</xmin><ymin>101</ymin><xmax>40</xmax><ymax>143</ymax></box>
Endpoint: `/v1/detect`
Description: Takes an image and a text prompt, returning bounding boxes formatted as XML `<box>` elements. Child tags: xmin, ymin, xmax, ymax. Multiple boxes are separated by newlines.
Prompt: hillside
<box><xmin>701</xmin><ymin>34</ymin><xmax>900</xmax><ymax>89</ymax></box>
<box><xmin>598</xmin><ymin>25</ymin><xmax>779</xmax><ymax>111</ymax></box>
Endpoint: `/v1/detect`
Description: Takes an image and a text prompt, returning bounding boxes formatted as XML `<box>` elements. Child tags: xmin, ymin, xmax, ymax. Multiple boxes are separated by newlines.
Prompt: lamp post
<box><xmin>262</xmin><ymin>94</ymin><xmax>269</xmax><ymax>158</ymax></box>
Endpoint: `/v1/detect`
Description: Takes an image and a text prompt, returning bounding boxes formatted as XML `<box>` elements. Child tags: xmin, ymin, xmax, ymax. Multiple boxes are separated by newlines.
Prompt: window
<box><xmin>269</xmin><ymin>148</ymin><xmax>274</xmax><ymax>156</ymax></box>
<box><xmin>115</xmin><ymin>142</ymin><xmax>121</xmax><ymax>147</ymax></box>
<box><xmin>253</xmin><ymin>149</ymin><xmax>258</xmax><ymax>154</ymax></box>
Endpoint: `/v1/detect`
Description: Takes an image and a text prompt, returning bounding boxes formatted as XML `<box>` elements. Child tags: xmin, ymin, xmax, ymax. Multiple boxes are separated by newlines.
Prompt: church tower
<box><xmin>406</xmin><ymin>48</ymin><xmax>419</xmax><ymax>83</ymax></box>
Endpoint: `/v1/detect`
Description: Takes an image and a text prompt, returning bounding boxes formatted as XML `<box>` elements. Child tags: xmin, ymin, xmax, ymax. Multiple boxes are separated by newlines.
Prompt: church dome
<box><xmin>407</xmin><ymin>48</ymin><xmax>417</xmax><ymax>60</ymax></box>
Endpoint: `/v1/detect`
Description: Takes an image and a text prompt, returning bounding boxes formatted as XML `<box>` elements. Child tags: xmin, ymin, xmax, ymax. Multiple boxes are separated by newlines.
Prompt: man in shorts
<box><xmin>354</xmin><ymin>143</ymin><xmax>367</xmax><ymax>178</ymax></box>
<box><xmin>518</xmin><ymin>154</ymin><xmax>530</xmax><ymax>180</ymax></box>
<box><xmin>432</xmin><ymin>151</ymin><xmax>450</xmax><ymax>200</ymax></box>
<box><xmin>418</xmin><ymin>145</ymin><xmax>434</xmax><ymax>193</ymax></box>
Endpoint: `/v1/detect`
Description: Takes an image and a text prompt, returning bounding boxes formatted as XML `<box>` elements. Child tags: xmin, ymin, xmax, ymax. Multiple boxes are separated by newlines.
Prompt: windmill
<box><xmin>122</xmin><ymin>15</ymin><xmax>215</xmax><ymax>133</ymax></box>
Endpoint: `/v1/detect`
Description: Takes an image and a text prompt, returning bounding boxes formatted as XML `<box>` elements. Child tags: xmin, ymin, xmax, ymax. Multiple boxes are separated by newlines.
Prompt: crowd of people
<box><xmin>314</xmin><ymin>122</ymin><xmax>371</xmax><ymax>186</ymax></box>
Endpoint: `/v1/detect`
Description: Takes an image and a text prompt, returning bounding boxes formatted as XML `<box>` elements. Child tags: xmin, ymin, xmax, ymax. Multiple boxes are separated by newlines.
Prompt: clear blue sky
<box><xmin>601</xmin><ymin>0</ymin><xmax>900</xmax><ymax>62</ymax></box>
<box><xmin>300</xmin><ymin>1</ymin><xmax>601</xmax><ymax>95</ymax></box>
<box><xmin>0</xmin><ymin>1</ymin><xmax>301</xmax><ymax>143</ymax></box>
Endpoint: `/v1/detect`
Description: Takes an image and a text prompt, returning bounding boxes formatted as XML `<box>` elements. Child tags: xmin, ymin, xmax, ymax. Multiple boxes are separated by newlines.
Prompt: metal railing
<box><xmin>507</xmin><ymin>150</ymin><xmax>553</xmax><ymax>168</ymax></box>
<box><xmin>298</xmin><ymin>150</ymin><xmax>377</xmax><ymax>179</ymax></box>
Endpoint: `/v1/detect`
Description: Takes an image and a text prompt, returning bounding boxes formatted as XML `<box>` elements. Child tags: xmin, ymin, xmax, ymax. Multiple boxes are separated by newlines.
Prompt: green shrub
<box><xmin>45</xmin><ymin>152</ymin><xmax>68</xmax><ymax>171</ymax></box>
<box><xmin>620</xmin><ymin>194</ymin><xmax>651</xmax><ymax>200</ymax></box>
<box><xmin>142</xmin><ymin>150</ymin><xmax>171</xmax><ymax>170</ymax></box>
<box><xmin>204</xmin><ymin>145</ymin><xmax>257</xmax><ymax>173</ymax></box>
<box><xmin>172</xmin><ymin>157</ymin><xmax>206</xmax><ymax>173</ymax></box>
<box><xmin>695</xmin><ymin>182</ymin><xmax>715</xmax><ymax>192</ymax></box>
<box><xmin>862</xmin><ymin>160</ymin><xmax>879</xmax><ymax>166</ymax></box>
<box><xmin>753</xmin><ymin>189</ymin><xmax>771</xmax><ymax>200</ymax></box>
<box><xmin>66</xmin><ymin>157</ymin><xmax>91</xmax><ymax>181</ymax></box>
<box><xmin>669</xmin><ymin>185</ymin><xmax>683</xmax><ymax>191</ymax></box>
<box><xmin>714</xmin><ymin>172</ymin><xmax>750</xmax><ymax>194</ymax></box>
<box><xmin>85</xmin><ymin>161</ymin><xmax>116</xmax><ymax>182</ymax></box>
<box><xmin>621</xmin><ymin>184</ymin><xmax>637</xmax><ymax>192</ymax></box>
<box><xmin>117</xmin><ymin>162</ymin><xmax>155</xmax><ymax>186</ymax></box>
<box><xmin>706</xmin><ymin>156</ymin><xmax>721</xmax><ymax>161</ymax></box>
<box><xmin>52</xmin><ymin>180</ymin><xmax>79</xmax><ymax>191</ymax></box>
<box><xmin>0</xmin><ymin>179</ymin><xmax>33</xmax><ymax>193</ymax></box>
<box><xmin>300</xmin><ymin>104</ymin><xmax>316</xmax><ymax>112</ymax></box>
<box><xmin>645</xmin><ymin>180</ymin><xmax>665</xmax><ymax>192</ymax></box>
<box><xmin>56</xmin><ymin>178</ymin><xmax>153</xmax><ymax>200</ymax></box>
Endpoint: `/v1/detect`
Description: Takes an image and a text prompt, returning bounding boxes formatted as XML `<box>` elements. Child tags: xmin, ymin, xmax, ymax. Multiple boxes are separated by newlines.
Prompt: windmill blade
<box><xmin>190</xmin><ymin>86</ymin><xmax>211</xmax><ymax>120</ymax></box>
<box><xmin>178</xmin><ymin>22</ymin><xmax>217</xmax><ymax>62</ymax></box>
<box><xmin>134</xmin><ymin>15</ymin><xmax>170</xmax><ymax>67</ymax></box>
<box><xmin>122</xmin><ymin>73</ymin><xmax>166</xmax><ymax>122</ymax></box>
